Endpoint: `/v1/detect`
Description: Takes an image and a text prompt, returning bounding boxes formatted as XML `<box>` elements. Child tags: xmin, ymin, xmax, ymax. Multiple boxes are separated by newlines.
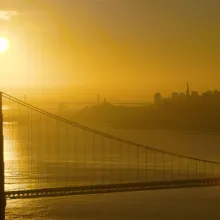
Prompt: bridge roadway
<box><xmin>5</xmin><ymin>177</ymin><xmax>220</xmax><ymax>199</ymax></box>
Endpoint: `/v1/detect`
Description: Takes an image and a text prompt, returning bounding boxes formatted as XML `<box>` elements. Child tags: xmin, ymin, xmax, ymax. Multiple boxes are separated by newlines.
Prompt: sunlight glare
<box><xmin>0</xmin><ymin>37</ymin><xmax>9</xmax><ymax>53</ymax></box>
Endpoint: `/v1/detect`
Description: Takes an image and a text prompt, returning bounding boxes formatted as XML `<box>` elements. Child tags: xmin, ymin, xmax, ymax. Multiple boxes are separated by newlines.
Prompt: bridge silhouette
<box><xmin>1</xmin><ymin>92</ymin><xmax>220</xmax><ymax>203</ymax></box>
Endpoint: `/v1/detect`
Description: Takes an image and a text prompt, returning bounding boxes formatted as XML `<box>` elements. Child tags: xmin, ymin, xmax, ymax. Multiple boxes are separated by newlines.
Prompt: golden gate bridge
<box><xmin>0</xmin><ymin>91</ymin><xmax>220</xmax><ymax>219</ymax></box>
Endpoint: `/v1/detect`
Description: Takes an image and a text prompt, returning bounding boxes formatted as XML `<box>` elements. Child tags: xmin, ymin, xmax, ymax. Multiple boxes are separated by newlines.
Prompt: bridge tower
<box><xmin>0</xmin><ymin>92</ymin><xmax>5</xmax><ymax>220</ymax></box>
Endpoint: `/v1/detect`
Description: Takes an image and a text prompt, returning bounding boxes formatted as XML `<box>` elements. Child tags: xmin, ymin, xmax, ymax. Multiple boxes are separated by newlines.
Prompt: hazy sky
<box><xmin>0</xmin><ymin>0</ymin><xmax>220</xmax><ymax>100</ymax></box>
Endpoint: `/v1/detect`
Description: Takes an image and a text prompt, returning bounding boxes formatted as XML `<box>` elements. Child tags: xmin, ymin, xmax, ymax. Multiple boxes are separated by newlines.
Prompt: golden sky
<box><xmin>0</xmin><ymin>0</ymin><xmax>220</xmax><ymax>100</ymax></box>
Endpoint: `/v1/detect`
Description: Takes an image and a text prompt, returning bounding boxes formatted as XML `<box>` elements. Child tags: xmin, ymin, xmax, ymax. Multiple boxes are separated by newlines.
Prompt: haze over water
<box><xmin>1</xmin><ymin>1</ymin><xmax>220</xmax><ymax>219</ymax></box>
<box><xmin>0</xmin><ymin>0</ymin><xmax>220</xmax><ymax>101</ymax></box>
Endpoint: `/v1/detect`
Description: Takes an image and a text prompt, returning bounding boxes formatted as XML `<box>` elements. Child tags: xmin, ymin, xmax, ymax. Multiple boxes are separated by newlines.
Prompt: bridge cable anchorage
<box><xmin>1</xmin><ymin>91</ymin><xmax>220</xmax><ymax>200</ymax></box>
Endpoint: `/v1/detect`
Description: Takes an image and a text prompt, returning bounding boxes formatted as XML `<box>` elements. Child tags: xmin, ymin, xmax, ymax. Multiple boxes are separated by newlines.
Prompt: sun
<box><xmin>0</xmin><ymin>37</ymin><xmax>9</xmax><ymax>53</ymax></box>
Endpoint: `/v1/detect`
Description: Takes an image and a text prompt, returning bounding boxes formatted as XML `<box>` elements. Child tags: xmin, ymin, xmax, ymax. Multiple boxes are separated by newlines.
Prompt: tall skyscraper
<box><xmin>186</xmin><ymin>82</ymin><xmax>190</xmax><ymax>97</ymax></box>
<box><xmin>154</xmin><ymin>93</ymin><xmax>162</xmax><ymax>105</ymax></box>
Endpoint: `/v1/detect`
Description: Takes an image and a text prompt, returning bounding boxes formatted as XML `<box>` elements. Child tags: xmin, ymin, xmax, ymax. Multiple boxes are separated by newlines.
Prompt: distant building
<box><xmin>191</xmin><ymin>91</ymin><xmax>199</xmax><ymax>99</ymax></box>
<box><xmin>213</xmin><ymin>90</ymin><xmax>220</xmax><ymax>94</ymax></box>
<box><xmin>213</xmin><ymin>90</ymin><xmax>220</xmax><ymax>101</ymax></box>
<box><xmin>171</xmin><ymin>92</ymin><xmax>179</xmax><ymax>101</ymax></box>
<box><xmin>206</xmin><ymin>91</ymin><xmax>212</xmax><ymax>95</ymax></box>
<box><xmin>162</xmin><ymin>97</ymin><xmax>170</xmax><ymax>105</ymax></box>
<box><xmin>186</xmin><ymin>82</ymin><xmax>190</xmax><ymax>98</ymax></box>
<box><xmin>179</xmin><ymin>93</ymin><xmax>186</xmax><ymax>100</ymax></box>
<box><xmin>202</xmin><ymin>91</ymin><xmax>213</xmax><ymax>101</ymax></box>
<box><xmin>154</xmin><ymin>93</ymin><xmax>162</xmax><ymax>105</ymax></box>
<box><xmin>104</xmin><ymin>98</ymin><xmax>107</xmax><ymax>104</ymax></box>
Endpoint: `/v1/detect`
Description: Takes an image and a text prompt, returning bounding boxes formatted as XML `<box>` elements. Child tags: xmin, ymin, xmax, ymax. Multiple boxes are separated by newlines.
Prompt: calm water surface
<box><xmin>4</xmin><ymin>123</ymin><xmax>220</xmax><ymax>219</ymax></box>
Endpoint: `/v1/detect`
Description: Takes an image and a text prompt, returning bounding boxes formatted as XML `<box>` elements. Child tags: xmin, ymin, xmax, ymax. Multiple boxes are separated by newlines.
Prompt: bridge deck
<box><xmin>6</xmin><ymin>178</ymin><xmax>220</xmax><ymax>199</ymax></box>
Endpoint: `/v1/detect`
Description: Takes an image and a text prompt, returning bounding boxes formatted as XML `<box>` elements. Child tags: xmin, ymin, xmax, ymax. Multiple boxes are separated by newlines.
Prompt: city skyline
<box><xmin>0</xmin><ymin>0</ymin><xmax>220</xmax><ymax>96</ymax></box>
<box><xmin>154</xmin><ymin>83</ymin><xmax>220</xmax><ymax>104</ymax></box>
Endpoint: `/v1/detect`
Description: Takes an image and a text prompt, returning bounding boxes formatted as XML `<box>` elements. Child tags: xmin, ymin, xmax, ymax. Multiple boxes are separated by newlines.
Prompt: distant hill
<box><xmin>68</xmin><ymin>101</ymin><xmax>220</xmax><ymax>132</ymax></box>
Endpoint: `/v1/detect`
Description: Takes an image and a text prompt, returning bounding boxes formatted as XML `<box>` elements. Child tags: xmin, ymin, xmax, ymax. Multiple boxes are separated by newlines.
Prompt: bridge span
<box><xmin>0</xmin><ymin>92</ymin><xmax>219</xmax><ymax>208</ymax></box>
